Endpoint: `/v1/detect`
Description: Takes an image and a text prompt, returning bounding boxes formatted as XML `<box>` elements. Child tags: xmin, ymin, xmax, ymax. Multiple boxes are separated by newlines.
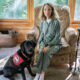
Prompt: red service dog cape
<box><xmin>13</xmin><ymin>52</ymin><xmax>24</xmax><ymax>66</ymax></box>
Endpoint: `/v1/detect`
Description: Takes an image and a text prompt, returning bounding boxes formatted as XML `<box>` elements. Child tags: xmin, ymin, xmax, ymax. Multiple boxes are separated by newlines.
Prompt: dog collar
<box><xmin>21</xmin><ymin>51</ymin><xmax>29</xmax><ymax>59</ymax></box>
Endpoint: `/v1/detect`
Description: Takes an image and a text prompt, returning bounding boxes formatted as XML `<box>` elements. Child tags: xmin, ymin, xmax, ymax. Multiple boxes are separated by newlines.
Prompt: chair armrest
<box><xmin>26</xmin><ymin>26</ymin><xmax>40</xmax><ymax>42</ymax></box>
<box><xmin>65</xmin><ymin>27</ymin><xmax>78</xmax><ymax>46</ymax></box>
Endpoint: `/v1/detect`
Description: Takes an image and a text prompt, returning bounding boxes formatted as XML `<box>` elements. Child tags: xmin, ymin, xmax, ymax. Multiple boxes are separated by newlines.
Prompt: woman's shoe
<box><xmin>34</xmin><ymin>73</ymin><xmax>40</xmax><ymax>80</ymax></box>
<box><xmin>39</xmin><ymin>74</ymin><xmax>44</xmax><ymax>80</ymax></box>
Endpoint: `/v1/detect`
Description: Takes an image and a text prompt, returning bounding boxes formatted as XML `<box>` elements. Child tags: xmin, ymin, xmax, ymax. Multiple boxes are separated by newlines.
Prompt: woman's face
<box><xmin>43</xmin><ymin>4</ymin><xmax>52</xmax><ymax>19</ymax></box>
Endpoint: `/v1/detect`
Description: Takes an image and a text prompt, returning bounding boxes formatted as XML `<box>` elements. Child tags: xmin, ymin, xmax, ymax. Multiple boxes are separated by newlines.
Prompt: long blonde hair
<box><xmin>39</xmin><ymin>3</ymin><xmax>59</xmax><ymax>20</ymax></box>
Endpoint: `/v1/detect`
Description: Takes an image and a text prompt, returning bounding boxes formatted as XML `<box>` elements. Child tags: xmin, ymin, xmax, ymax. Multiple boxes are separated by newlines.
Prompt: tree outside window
<box><xmin>34</xmin><ymin>0</ymin><xmax>68</xmax><ymax>8</ymax></box>
<box><xmin>0</xmin><ymin>0</ymin><xmax>27</xmax><ymax>19</ymax></box>
<box><xmin>74</xmin><ymin>0</ymin><xmax>80</xmax><ymax>20</ymax></box>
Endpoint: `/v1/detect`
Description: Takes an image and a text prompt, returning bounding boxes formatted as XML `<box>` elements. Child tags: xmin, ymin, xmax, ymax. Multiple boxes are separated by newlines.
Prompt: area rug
<box><xmin>0</xmin><ymin>45</ymin><xmax>76</xmax><ymax>80</ymax></box>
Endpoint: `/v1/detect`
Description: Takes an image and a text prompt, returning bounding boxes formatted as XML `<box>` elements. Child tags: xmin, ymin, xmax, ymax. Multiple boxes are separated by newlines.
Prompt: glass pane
<box><xmin>34</xmin><ymin>0</ymin><xmax>68</xmax><ymax>8</ymax></box>
<box><xmin>74</xmin><ymin>0</ymin><xmax>80</xmax><ymax>20</ymax></box>
<box><xmin>0</xmin><ymin>0</ymin><xmax>27</xmax><ymax>19</ymax></box>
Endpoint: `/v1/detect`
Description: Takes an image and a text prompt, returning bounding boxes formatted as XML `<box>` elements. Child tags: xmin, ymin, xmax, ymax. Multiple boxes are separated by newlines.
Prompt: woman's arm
<box><xmin>37</xmin><ymin>21</ymin><xmax>44</xmax><ymax>44</ymax></box>
<box><xmin>47</xmin><ymin>20</ymin><xmax>62</xmax><ymax>47</ymax></box>
<box><xmin>43</xmin><ymin>19</ymin><xmax>61</xmax><ymax>46</ymax></box>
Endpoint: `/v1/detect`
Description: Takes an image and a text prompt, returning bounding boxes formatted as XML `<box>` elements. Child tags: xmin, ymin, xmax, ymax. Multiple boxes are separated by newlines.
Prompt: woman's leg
<box><xmin>37</xmin><ymin>52</ymin><xmax>51</xmax><ymax>80</ymax></box>
<box><xmin>42</xmin><ymin>52</ymin><xmax>52</xmax><ymax>72</ymax></box>
<box><xmin>36</xmin><ymin>45</ymin><xmax>61</xmax><ymax>80</ymax></box>
<box><xmin>38</xmin><ymin>50</ymin><xmax>56</xmax><ymax>80</ymax></box>
<box><xmin>34</xmin><ymin>52</ymin><xmax>44</xmax><ymax>80</ymax></box>
<box><xmin>37</xmin><ymin>52</ymin><xmax>44</xmax><ymax>73</ymax></box>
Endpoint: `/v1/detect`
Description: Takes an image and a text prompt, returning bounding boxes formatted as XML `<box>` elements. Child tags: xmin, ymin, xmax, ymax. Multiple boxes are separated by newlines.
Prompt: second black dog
<box><xmin>0</xmin><ymin>40</ymin><xmax>36</xmax><ymax>80</ymax></box>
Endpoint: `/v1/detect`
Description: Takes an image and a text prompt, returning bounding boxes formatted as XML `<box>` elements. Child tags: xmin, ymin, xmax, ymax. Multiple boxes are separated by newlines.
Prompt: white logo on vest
<box><xmin>13</xmin><ymin>55</ymin><xmax>20</xmax><ymax>63</ymax></box>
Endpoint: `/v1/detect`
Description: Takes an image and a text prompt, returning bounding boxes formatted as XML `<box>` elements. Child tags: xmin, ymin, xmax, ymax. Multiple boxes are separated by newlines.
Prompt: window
<box><xmin>69</xmin><ymin>0</ymin><xmax>80</xmax><ymax>24</ymax></box>
<box><xmin>34</xmin><ymin>0</ymin><xmax>68</xmax><ymax>8</ymax></box>
<box><xmin>0</xmin><ymin>0</ymin><xmax>27</xmax><ymax>19</ymax></box>
<box><xmin>68</xmin><ymin>0</ymin><xmax>80</xmax><ymax>29</ymax></box>
<box><xmin>0</xmin><ymin>0</ymin><xmax>34</xmax><ymax>23</ymax></box>
<box><xmin>74</xmin><ymin>0</ymin><xmax>80</xmax><ymax>20</ymax></box>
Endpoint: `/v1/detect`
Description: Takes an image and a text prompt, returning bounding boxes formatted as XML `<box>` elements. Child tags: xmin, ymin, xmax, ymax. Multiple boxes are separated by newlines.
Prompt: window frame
<box><xmin>0</xmin><ymin>0</ymin><xmax>34</xmax><ymax>23</ymax></box>
<box><xmin>1</xmin><ymin>0</ymin><xmax>80</xmax><ymax>24</ymax></box>
<box><xmin>69</xmin><ymin>0</ymin><xmax>80</xmax><ymax>24</ymax></box>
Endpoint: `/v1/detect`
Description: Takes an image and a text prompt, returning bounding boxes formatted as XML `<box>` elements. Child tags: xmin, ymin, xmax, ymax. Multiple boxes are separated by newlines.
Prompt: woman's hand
<box><xmin>43</xmin><ymin>46</ymin><xmax>50</xmax><ymax>53</ymax></box>
<box><xmin>36</xmin><ymin>44</ymin><xmax>40</xmax><ymax>52</ymax></box>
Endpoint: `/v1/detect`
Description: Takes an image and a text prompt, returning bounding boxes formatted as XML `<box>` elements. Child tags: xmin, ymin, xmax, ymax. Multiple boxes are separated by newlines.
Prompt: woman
<box><xmin>34</xmin><ymin>3</ymin><xmax>62</xmax><ymax>80</ymax></box>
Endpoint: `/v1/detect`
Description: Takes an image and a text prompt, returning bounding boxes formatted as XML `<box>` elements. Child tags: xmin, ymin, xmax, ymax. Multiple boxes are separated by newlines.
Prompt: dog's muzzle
<box><xmin>28</xmin><ymin>48</ymin><xmax>34</xmax><ymax>54</ymax></box>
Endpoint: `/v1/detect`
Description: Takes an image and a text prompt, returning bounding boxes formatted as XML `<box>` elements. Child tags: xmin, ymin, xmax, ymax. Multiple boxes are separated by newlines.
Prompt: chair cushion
<box><xmin>54</xmin><ymin>37</ymin><xmax>70</xmax><ymax>55</ymax></box>
<box><xmin>50</xmin><ymin>54</ymin><xmax>69</xmax><ymax>66</ymax></box>
<box><xmin>50</xmin><ymin>38</ymin><xmax>70</xmax><ymax>66</ymax></box>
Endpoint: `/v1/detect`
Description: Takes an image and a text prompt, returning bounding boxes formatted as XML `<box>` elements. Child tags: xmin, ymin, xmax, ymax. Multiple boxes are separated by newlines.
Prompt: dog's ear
<box><xmin>20</xmin><ymin>40</ymin><xmax>26</xmax><ymax>52</ymax></box>
<box><xmin>31</xmin><ymin>40</ymin><xmax>36</xmax><ymax>48</ymax></box>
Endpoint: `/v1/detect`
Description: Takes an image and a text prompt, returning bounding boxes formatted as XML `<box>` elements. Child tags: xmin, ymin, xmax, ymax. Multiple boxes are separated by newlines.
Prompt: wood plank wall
<box><xmin>0</xmin><ymin>23</ymin><xmax>34</xmax><ymax>43</ymax></box>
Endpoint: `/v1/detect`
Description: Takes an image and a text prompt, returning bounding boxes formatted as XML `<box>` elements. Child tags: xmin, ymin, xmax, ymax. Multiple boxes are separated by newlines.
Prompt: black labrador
<box><xmin>0</xmin><ymin>40</ymin><xmax>36</xmax><ymax>80</ymax></box>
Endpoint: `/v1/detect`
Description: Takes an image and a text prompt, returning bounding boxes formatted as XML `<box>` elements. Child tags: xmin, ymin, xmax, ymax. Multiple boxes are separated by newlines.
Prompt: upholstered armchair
<box><xmin>26</xmin><ymin>5</ymin><xmax>78</xmax><ymax>68</ymax></box>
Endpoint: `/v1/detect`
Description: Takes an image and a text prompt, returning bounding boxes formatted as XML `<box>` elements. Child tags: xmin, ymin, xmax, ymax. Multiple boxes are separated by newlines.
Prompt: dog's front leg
<box><xmin>26</xmin><ymin>65</ymin><xmax>35</xmax><ymax>77</ymax></box>
<box><xmin>8</xmin><ymin>77</ymin><xmax>15</xmax><ymax>80</ymax></box>
<box><xmin>21</xmin><ymin>69</ymin><xmax>26</xmax><ymax>80</ymax></box>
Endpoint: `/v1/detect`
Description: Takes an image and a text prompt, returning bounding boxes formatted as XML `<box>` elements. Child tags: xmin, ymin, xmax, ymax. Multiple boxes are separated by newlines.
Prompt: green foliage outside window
<box><xmin>74</xmin><ymin>0</ymin><xmax>80</xmax><ymax>20</ymax></box>
<box><xmin>0</xmin><ymin>0</ymin><xmax>27</xmax><ymax>19</ymax></box>
<box><xmin>34</xmin><ymin>0</ymin><xmax>68</xmax><ymax>8</ymax></box>
<box><xmin>0</xmin><ymin>0</ymin><xmax>68</xmax><ymax>19</ymax></box>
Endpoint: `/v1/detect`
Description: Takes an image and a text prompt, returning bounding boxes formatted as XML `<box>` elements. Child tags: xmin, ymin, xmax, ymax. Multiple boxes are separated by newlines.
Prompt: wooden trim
<box><xmin>0</xmin><ymin>0</ymin><xmax>34</xmax><ymax>23</ymax></box>
<box><xmin>69</xmin><ymin>0</ymin><xmax>80</xmax><ymax>24</ymax></box>
<box><xmin>68</xmin><ymin>0</ymin><xmax>75</xmax><ymax>23</ymax></box>
<box><xmin>70</xmin><ymin>24</ymin><xmax>80</xmax><ymax>30</ymax></box>
<box><xmin>71</xmin><ymin>21</ymin><xmax>80</xmax><ymax>24</ymax></box>
<box><xmin>29</xmin><ymin>0</ymin><xmax>34</xmax><ymax>23</ymax></box>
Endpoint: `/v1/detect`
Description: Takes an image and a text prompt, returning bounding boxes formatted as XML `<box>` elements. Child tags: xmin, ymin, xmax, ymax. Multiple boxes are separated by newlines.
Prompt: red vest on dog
<box><xmin>13</xmin><ymin>52</ymin><xmax>24</xmax><ymax>66</ymax></box>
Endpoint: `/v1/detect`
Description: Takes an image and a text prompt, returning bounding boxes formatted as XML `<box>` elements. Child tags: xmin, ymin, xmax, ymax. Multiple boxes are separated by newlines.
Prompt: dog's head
<box><xmin>20</xmin><ymin>40</ymin><xmax>36</xmax><ymax>58</ymax></box>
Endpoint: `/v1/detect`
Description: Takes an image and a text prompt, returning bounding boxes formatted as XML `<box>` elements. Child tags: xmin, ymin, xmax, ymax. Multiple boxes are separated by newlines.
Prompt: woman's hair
<box><xmin>39</xmin><ymin>3</ymin><xmax>59</xmax><ymax>20</ymax></box>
